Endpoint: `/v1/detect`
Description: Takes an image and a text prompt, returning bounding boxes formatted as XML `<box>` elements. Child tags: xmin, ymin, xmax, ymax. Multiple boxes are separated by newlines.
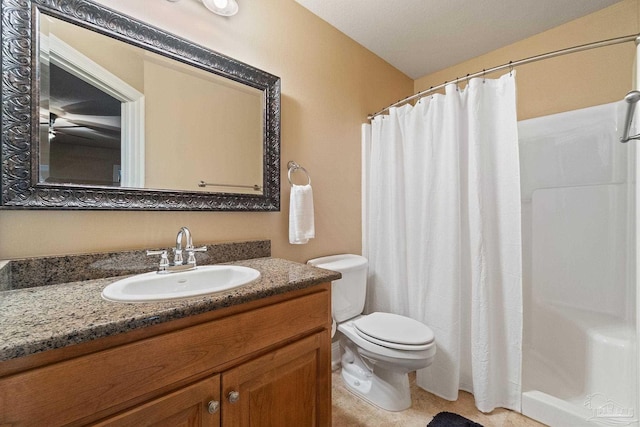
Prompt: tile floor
<box><xmin>332</xmin><ymin>370</ymin><xmax>547</xmax><ymax>427</ymax></box>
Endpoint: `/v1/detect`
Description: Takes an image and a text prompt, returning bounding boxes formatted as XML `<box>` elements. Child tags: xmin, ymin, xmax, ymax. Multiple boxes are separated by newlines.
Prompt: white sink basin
<box><xmin>102</xmin><ymin>265</ymin><xmax>260</xmax><ymax>302</ymax></box>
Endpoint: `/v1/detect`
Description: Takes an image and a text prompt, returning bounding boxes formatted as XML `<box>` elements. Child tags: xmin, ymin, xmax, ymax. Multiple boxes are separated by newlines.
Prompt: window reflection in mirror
<box><xmin>38</xmin><ymin>13</ymin><xmax>264</xmax><ymax>195</ymax></box>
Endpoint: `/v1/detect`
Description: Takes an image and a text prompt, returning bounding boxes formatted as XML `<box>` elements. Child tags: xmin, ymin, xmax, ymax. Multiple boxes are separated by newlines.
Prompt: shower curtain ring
<box><xmin>509</xmin><ymin>61</ymin><xmax>513</xmax><ymax>76</ymax></box>
<box><xmin>455</xmin><ymin>77</ymin><xmax>459</xmax><ymax>91</ymax></box>
<box><xmin>482</xmin><ymin>69</ymin><xmax>486</xmax><ymax>83</ymax></box>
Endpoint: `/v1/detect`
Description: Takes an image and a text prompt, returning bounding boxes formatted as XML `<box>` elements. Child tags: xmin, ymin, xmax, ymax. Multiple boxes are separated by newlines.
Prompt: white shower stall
<box><xmin>518</xmin><ymin>102</ymin><xmax>638</xmax><ymax>426</ymax></box>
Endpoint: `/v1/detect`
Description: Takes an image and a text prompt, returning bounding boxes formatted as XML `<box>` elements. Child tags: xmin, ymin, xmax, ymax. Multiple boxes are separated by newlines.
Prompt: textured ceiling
<box><xmin>295</xmin><ymin>0</ymin><xmax>623</xmax><ymax>79</ymax></box>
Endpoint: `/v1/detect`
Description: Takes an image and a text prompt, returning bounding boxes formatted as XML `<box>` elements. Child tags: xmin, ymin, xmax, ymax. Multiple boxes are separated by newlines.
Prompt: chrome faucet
<box><xmin>146</xmin><ymin>226</ymin><xmax>208</xmax><ymax>273</ymax></box>
<box><xmin>174</xmin><ymin>226</ymin><xmax>192</xmax><ymax>265</ymax></box>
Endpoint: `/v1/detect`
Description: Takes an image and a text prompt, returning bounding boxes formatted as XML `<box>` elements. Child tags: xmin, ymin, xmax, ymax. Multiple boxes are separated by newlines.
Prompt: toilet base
<box><xmin>340</xmin><ymin>341</ymin><xmax>412</xmax><ymax>412</ymax></box>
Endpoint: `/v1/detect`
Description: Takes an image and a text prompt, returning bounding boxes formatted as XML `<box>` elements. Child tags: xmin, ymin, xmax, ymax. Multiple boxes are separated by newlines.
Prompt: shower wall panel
<box><xmin>518</xmin><ymin>101</ymin><xmax>637</xmax><ymax>426</ymax></box>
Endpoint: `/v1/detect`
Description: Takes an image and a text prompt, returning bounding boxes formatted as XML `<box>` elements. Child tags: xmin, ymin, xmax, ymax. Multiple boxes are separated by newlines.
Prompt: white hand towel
<box><xmin>289</xmin><ymin>184</ymin><xmax>315</xmax><ymax>244</ymax></box>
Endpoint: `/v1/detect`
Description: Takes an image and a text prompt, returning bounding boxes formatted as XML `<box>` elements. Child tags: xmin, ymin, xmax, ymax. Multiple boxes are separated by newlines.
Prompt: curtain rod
<box><xmin>368</xmin><ymin>33</ymin><xmax>640</xmax><ymax>120</ymax></box>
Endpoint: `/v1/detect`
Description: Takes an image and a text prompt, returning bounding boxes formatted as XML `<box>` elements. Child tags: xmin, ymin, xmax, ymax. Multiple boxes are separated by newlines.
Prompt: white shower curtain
<box><xmin>364</xmin><ymin>72</ymin><xmax>522</xmax><ymax>412</ymax></box>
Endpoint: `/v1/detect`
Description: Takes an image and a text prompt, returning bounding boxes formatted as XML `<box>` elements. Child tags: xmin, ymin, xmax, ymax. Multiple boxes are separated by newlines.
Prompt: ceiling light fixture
<box><xmin>201</xmin><ymin>0</ymin><xmax>239</xmax><ymax>16</ymax></box>
<box><xmin>165</xmin><ymin>0</ymin><xmax>238</xmax><ymax>17</ymax></box>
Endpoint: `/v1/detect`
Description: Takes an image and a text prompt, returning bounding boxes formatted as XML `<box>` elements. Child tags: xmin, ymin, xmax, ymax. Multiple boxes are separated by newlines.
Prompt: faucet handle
<box><xmin>186</xmin><ymin>246</ymin><xmax>207</xmax><ymax>266</ymax></box>
<box><xmin>146</xmin><ymin>250</ymin><xmax>170</xmax><ymax>272</ymax></box>
<box><xmin>147</xmin><ymin>249</ymin><xmax>165</xmax><ymax>254</ymax></box>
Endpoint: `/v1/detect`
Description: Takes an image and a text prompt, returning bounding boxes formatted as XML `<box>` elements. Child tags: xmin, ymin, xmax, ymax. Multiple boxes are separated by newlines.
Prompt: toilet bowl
<box><xmin>307</xmin><ymin>254</ymin><xmax>436</xmax><ymax>412</ymax></box>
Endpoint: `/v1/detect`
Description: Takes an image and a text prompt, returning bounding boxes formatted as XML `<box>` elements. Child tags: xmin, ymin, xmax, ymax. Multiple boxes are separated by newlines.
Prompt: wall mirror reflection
<box><xmin>39</xmin><ymin>14</ymin><xmax>264</xmax><ymax>195</ymax></box>
<box><xmin>0</xmin><ymin>0</ymin><xmax>280</xmax><ymax>211</ymax></box>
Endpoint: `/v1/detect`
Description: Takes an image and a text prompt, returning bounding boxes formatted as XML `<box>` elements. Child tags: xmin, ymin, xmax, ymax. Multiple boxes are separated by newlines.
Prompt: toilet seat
<box><xmin>337</xmin><ymin>319</ymin><xmax>435</xmax><ymax>362</ymax></box>
<box><xmin>354</xmin><ymin>312</ymin><xmax>434</xmax><ymax>351</ymax></box>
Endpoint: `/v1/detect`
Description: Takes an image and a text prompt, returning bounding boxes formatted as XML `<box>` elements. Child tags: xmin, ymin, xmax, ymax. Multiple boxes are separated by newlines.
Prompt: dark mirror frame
<box><xmin>0</xmin><ymin>0</ymin><xmax>280</xmax><ymax>211</ymax></box>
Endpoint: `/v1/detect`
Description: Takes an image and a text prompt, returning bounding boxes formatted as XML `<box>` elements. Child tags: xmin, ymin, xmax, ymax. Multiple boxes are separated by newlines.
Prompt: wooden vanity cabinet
<box><xmin>95</xmin><ymin>375</ymin><xmax>222</xmax><ymax>427</ymax></box>
<box><xmin>97</xmin><ymin>332</ymin><xmax>325</xmax><ymax>427</ymax></box>
<box><xmin>0</xmin><ymin>284</ymin><xmax>331</xmax><ymax>427</ymax></box>
<box><xmin>222</xmin><ymin>332</ymin><xmax>324</xmax><ymax>426</ymax></box>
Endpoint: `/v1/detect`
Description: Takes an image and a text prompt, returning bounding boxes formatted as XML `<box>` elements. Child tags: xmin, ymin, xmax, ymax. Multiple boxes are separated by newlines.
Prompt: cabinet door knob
<box><xmin>207</xmin><ymin>400</ymin><xmax>220</xmax><ymax>414</ymax></box>
<box><xmin>228</xmin><ymin>390</ymin><xmax>240</xmax><ymax>403</ymax></box>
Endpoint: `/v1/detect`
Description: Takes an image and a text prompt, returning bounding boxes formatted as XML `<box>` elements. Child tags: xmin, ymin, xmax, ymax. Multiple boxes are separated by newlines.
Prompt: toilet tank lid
<box><xmin>307</xmin><ymin>254</ymin><xmax>367</xmax><ymax>272</ymax></box>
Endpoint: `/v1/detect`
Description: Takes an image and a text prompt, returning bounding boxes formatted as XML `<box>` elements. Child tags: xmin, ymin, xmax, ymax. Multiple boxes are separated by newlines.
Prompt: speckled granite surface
<box><xmin>0</xmin><ymin>261</ymin><xmax>9</xmax><ymax>292</ymax></box>
<box><xmin>6</xmin><ymin>240</ymin><xmax>270</xmax><ymax>290</ymax></box>
<box><xmin>0</xmin><ymin>257</ymin><xmax>340</xmax><ymax>362</ymax></box>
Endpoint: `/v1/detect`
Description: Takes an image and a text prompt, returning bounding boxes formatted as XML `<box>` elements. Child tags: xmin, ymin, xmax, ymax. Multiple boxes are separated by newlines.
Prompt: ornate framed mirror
<box><xmin>1</xmin><ymin>0</ymin><xmax>280</xmax><ymax>210</ymax></box>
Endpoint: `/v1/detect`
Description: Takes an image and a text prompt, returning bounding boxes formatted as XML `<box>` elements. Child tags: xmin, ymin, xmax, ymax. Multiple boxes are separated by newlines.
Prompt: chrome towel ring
<box><xmin>287</xmin><ymin>161</ymin><xmax>311</xmax><ymax>186</ymax></box>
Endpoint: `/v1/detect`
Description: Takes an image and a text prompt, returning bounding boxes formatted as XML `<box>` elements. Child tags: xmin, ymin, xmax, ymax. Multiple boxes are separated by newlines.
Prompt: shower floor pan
<box><xmin>522</xmin><ymin>303</ymin><xmax>637</xmax><ymax>427</ymax></box>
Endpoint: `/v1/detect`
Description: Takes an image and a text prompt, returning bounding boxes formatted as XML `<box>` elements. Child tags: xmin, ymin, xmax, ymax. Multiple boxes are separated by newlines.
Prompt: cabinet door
<box><xmin>222</xmin><ymin>332</ymin><xmax>330</xmax><ymax>427</ymax></box>
<box><xmin>94</xmin><ymin>375</ymin><xmax>221</xmax><ymax>427</ymax></box>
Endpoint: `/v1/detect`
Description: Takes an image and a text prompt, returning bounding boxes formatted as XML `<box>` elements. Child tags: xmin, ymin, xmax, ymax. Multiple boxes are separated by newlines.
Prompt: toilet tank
<box><xmin>307</xmin><ymin>254</ymin><xmax>368</xmax><ymax>323</ymax></box>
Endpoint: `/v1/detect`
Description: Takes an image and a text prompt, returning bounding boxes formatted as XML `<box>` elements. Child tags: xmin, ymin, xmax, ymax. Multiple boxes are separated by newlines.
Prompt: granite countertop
<box><xmin>0</xmin><ymin>257</ymin><xmax>340</xmax><ymax>363</ymax></box>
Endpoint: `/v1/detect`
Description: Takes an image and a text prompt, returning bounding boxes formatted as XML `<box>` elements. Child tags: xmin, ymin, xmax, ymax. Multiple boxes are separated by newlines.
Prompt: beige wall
<box><xmin>144</xmin><ymin>59</ymin><xmax>263</xmax><ymax>193</ymax></box>
<box><xmin>0</xmin><ymin>0</ymin><xmax>412</xmax><ymax>261</ymax></box>
<box><xmin>415</xmin><ymin>0</ymin><xmax>640</xmax><ymax>121</ymax></box>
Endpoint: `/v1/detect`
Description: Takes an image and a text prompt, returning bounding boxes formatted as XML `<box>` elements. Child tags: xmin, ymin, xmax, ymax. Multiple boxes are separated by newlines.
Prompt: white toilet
<box><xmin>307</xmin><ymin>254</ymin><xmax>436</xmax><ymax>412</ymax></box>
